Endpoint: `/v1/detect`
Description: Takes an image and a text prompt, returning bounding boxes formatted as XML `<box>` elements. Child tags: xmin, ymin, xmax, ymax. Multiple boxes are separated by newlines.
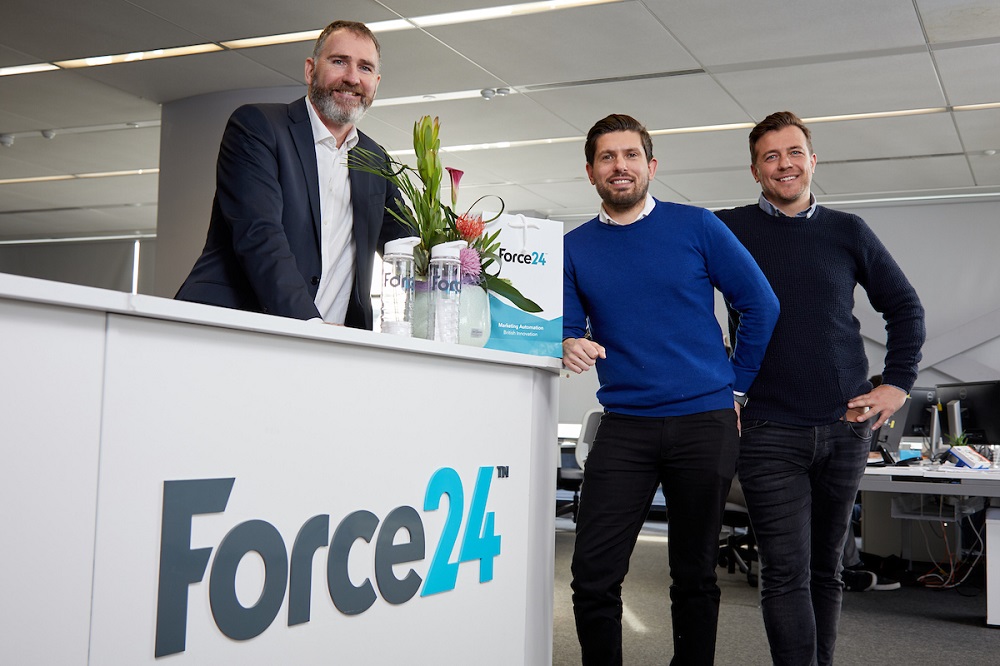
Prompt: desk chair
<box><xmin>575</xmin><ymin>407</ymin><xmax>602</xmax><ymax>471</ymax></box>
<box><xmin>556</xmin><ymin>445</ymin><xmax>584</xmax><ymax>521</ymax></box>
<box><xmin>555</xmin><ymin>408</ymin><xmax>603</xmax><ymax>522</ymax></box>
<box><xmin>719</xmin><ymin>476</ymin><xmax>758</xmax><ymax>587</ymax></box>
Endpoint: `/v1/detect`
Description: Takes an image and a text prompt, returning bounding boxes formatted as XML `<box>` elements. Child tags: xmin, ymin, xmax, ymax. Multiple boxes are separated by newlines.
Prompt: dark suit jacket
<box><xmin>175</xmin><ymin>97</ymin><xmax>409</xmax><ymax>329</ymax></box>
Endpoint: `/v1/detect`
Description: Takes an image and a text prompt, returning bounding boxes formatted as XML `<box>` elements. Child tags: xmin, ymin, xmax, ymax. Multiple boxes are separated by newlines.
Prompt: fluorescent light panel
<box><xmin>0</xmin><ymin>168</ymin><xmax>158</xmax><ymax>186</ymax></box>
<box><xmin>411</xmin><ymin>0</ymin><xmax>619</xmax><ymax>28</ymax></box>
<box><xmin>803</xmin><ymin>107</ymin><xmax>948</xmax><ymax>123</ymax></box>
<box><xmin>953</xmin><ymin>102</ymin><xmax>1000</xmax><ymax>112</ymax></box>
<box><xmin>220</xmin><ymin>30</ymin><xmax>322</xmax><ymax>49</ymax></box>
<box><xmin>0</xmin><ymin>233</ymin><xmax>156</xmax><ymax>246</ymax></box>
<box><xmin>372</xmin><ymin>89</ymin><xmax>495</xmax><ymax>107</ymax></box>
<box><xmin>0</xmin><ymin>63</ymin><xmax>59</xmax><ymax>76</ymax></box>
<box><xmin>54</xmin><ymin>44</ymin><xmax>222</xmax><ymax>69</ymax></box>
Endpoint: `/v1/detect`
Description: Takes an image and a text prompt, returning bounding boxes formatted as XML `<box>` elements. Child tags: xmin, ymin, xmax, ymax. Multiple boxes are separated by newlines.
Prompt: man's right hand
<box><xmin>562</xmin><ymin>337</ymin><xmax>606</xmax><ymax>374</ymax></box>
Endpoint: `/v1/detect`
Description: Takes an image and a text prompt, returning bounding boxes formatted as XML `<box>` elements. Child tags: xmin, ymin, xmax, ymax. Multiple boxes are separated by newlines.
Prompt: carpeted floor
<box><xmin>553</xmin><ymin>517</ymin><xmax>996</xmax><ymax>665</ymax></box>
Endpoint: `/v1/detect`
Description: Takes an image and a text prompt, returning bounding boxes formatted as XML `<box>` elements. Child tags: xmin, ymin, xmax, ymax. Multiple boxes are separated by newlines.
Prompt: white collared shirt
<box><xmin>307</xmin><ymin>98</ymin><xmax>357</xmax><ymax>324</ymax></box>
<box><xmin>598</xmin><ymin>193</ymin><xmax>656</xmax><ymax>226</ymax></box>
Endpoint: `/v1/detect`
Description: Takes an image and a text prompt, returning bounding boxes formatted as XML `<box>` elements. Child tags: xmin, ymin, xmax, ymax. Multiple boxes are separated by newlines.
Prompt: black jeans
<box><xmin>571</xmin><ymin>409</ymin><xmax>739</xmax><ymax>665</ymax></box>
<box><xmin>738</xmin><ymin>419</ymin><xmax>871</xmax><ymax>666</ymax></box>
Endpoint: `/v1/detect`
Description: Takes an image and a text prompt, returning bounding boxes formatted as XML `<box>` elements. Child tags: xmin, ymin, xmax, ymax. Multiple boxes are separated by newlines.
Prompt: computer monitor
<box><xmin>871</xmin><ymin>389</ymin><xmax>935</xmax><ymax>461</ymax></box>
<box><xmin>874</xmin><ymin>413</ymin><xmax>906</xmax><ymax>455</ymax></box>
<box><xmin>900</xmin><ymin>387</ymin><xmax>937</xmax><ymax>437</ymax></box>
<box><xmin>935</xmin><ymin>381</ymin><xmax>1000</xmax><ymax>446</ymax></box>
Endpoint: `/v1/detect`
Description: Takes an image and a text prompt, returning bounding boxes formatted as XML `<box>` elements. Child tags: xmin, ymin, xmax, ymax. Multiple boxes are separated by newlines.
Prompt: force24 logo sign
<box><xmin>154</xmin><ymin>466</ymin><xmax>503</xmax><ymax>657</ymax></box>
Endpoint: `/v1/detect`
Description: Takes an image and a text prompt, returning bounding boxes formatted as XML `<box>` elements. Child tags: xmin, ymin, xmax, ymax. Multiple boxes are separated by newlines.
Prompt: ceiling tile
<box><xmin>810</xmin><ymin>114</ymin><xmax>963</xmax><ymax>161</ymax></box>
<box><xmin>367</xmin><ymin>95</ymin><xmax>579</xmax><ymax>148</ymax></box>
<box><xmin>0</xmin><ymin>206</ymin><xmax>158</xmax><ymax>239</ymax></box>
<box><xmin>815</xmin><ymin>155</ymin><xmax>975</xmax><ymax>194</ymax></box>
<box><xmin>653</xmin><ymin>128</ymin><xmax>753</xmax><ymax>172</ymax></box>
<box><xmin>645</xmin><ymin>0</ymin><xmax>925</xmax><ymax>66</ymax></box>
<box><xmin>526</xmin><ymin>74</ymin><xmax>751</xmax><ymax>134</ymax></box>
<box><xmin>0</xmin><ymin>70</ymin><xmax>160</xmax><ymax>134</ymax></box>
<box><xmin>713</xmin><ymin>53</ymin><xmax>947</xmax><ymax>119</ymax></box>
<box><xmin>661</xmin><ymin>168</ymin><xmax>761</xmax><ymax>205</ymax></box>
<box><xmin>0</xmin><ymin>0</ymin><xmax>206</xmax><ymax>63</ymax></box>
<box><xmin>439</xmin><ymin>141</ymin><xmax>588</xmax><ymax>187</ymax></box>
<box><xmin>0</xmin><ymin>174</ymin><xmax>158</xmax><ymax>211</ymax></box>
<box><xmin>71</xmin><ymin>51</ymin><xmax>301</xmax><ymax>104</ymax></box>
<box><xmin>0</xmin><ymin>127</ymin><xmax>160</xmax><ymax>176</ymax></box>
<box><xmin>969</xmin><ymin>153</ymin><xmax>1000</xmax><ymax>186</ymax></box>
<box><xmin>916</xmin><ymin>0</ymin><xmax>1000</xmax><ymax>43</ymax></box>
<box><xmin>425</xmin><ymin>2</ymin><xmax>699</xmax><ymax>86</ymax></box>
<box><xmin>953</xmin><ymin>108</ymin><xmax>1000</xmax><ymax>151</ymax></box>
<box><xmin>934</xmin><ymin>43</ymin><xmax>1000</xmax><ymax>105</ymax></box>
<box><xmin>127</xmin><ymin>0</ymin><xmax>392</xmax><ymax>44</ymax></box>
<box><xmin>370</xmin><ymin>29</ymin><xmax>507</xmax><ymax>100</ymax></box>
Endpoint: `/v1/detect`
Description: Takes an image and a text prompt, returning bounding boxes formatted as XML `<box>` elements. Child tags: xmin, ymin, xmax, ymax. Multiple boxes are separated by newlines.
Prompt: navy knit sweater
<box><xmin>564</xmin><ymin>200</ymin><xmax>779</xmax><ymax>417</ymax></box>
<box><xmin>716</xmin><ymin>204</ymin><xmax>926</xmax><ymax>426</ymax></box>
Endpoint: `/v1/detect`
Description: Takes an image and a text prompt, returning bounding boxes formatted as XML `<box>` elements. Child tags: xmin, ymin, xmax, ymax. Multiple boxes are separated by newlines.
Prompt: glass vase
<box><xmin>459</xmin><ymin>284</ymin><xmax>491</xmax><ymax>347</ymax></box>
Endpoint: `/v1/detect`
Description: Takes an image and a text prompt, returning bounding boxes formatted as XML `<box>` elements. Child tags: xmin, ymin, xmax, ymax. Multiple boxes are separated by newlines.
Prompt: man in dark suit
<box><xmin>176</xmin><ymin>20</ymin><xmax>409</xmax><ymax>328</ymax></box>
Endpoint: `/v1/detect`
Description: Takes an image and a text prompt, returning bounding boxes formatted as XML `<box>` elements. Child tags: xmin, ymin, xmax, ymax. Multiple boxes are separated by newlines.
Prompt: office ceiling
<box><xmin>2</xmin><ymin>0</ymin><xmax>1000</xmax><ymax>242</ymax></box>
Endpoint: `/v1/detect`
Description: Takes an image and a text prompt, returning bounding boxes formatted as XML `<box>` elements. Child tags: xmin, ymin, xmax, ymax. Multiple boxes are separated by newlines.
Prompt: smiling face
<box><xmin>750</xmin><ymin>124</ymin><xmax>817</xmax><ymax>215</ymax></box>
<box><xmin>305</xmin><ymin>28</ymin><xmax>380</xmax><ymax>130</ymax></box>
<box><xmin>586</xmin><ymin>130</ymin><xmax>658</xmax><ymax>222</ymax></box>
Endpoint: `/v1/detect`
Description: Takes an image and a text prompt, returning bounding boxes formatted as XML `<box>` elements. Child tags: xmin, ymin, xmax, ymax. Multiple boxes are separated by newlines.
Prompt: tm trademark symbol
<box><xmin>495</xmin><ymin>465</ymin><xmax>509</xmax><ymax>479</ymax></box>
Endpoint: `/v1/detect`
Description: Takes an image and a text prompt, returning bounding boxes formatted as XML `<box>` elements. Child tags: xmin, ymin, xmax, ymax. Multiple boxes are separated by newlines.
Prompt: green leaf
<box><xmin>483</xmin><ymin>274</ymin><xmax>542</xmax><ymax>313</ymax></box>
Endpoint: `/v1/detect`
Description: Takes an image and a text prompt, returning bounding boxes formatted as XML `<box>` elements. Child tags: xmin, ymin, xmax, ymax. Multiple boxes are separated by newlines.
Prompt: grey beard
<box><xmin>310</xmin><ymin>85</ymin><xmax>370</xmax><ymax>126</ymax></box>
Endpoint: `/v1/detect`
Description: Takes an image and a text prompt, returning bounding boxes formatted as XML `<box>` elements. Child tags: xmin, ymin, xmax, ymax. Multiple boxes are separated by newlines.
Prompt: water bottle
<box><xmin>380</xmin><ymin>236</ymin><xmax>420</xmax><ymax>336</ymax></box>
<box><xmin>428</xmin><ymin>240</ymin><xmax>466</xmax><ymax>343</ymax></box>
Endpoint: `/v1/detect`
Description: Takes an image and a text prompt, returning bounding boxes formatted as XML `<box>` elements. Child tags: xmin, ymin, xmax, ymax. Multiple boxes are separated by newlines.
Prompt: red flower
<box><xmin>456</xmin><ymin>213</ymin><xmax>484</xmax><ymax>242</ymax></box>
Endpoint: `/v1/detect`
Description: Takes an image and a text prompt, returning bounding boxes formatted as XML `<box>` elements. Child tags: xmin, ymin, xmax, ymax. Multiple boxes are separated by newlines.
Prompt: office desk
<box><xmin>859</xmin><ymin>465</ymin><xmax>1000</xmax><ymax>626</ymax></box>
<box><xmin>860</xmin><ymin>465</ymin><xmax>1000</xmax><ymax>498</ymax></box>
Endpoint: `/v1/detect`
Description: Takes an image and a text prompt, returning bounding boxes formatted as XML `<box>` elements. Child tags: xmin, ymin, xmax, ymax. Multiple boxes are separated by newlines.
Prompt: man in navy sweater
<box><xmin>563</xmin><ymin>114</ymin><xmax>779</xmax><ymax>665</ymax></box>
<box><xmin>716</xmin><ymin>111</ymin><xmax>926</xmax><ymax>666</ymax></box>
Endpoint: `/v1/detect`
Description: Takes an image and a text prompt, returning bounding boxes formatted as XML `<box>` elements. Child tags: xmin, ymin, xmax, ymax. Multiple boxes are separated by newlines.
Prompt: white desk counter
<box><xmin>1</xmin><ymin>273</ymin><xmax>561</xmax><ymax>664</ymax></box>
<box><xmin>860</xmin><ymin>464</ymin><xmax>1000</xmax><ymax>497</ymax></box>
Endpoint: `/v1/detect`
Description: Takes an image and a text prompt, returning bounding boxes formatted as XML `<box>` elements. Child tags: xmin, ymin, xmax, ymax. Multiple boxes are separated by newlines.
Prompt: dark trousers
<box><xmin>738</xmin><ymin>419</ymin><xmax>871</xmax><ymax>666</ymax></box>
<box><xmin>571</xmin><ymin>409</ymin><xmax>738</xmax><ymax>665</ymax></box>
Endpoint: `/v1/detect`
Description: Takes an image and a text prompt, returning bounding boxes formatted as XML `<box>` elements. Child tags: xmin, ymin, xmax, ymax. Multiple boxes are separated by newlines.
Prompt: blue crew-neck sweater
<box><xmin>716</xmin><ymin>204</ymin><xmax>926</xmax><ymax>426</ymax></box>
<box><xmin>563</xmin><ymin>200</ymin><xmax>779</xmax><ymax>417</ymax></box>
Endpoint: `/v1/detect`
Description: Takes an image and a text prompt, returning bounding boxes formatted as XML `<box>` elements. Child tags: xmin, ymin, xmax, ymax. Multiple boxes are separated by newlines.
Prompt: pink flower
<box><xmin>446</xmin><ymin>167</ymin><xmax>464</xmax><ymax>209</ymax></box>
<box><xmin>460</xmin><ymin>247</ymin><xmax>483</xmax><ymax>284</ymax></box>
<box><xmin>456</xmin><ymin>213</ymin><xmax>484</xmax><ymax>242</ymax></box>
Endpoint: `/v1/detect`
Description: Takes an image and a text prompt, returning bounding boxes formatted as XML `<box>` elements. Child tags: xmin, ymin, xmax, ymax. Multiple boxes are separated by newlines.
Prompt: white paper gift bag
<box><xmin>480</xmin><ymin>213</ymin><xmax>563</xmax><ymax>358</ymax></box>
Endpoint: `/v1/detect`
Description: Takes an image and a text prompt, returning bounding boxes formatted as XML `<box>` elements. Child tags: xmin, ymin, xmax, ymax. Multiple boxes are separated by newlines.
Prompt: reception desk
<box><xmin>0</xmin><ymin>273</ymin><xmax>561</xmax><ymax>664</ymax></box>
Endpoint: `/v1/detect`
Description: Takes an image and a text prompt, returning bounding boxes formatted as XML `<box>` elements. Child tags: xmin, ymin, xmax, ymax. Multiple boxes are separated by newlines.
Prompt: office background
<box><xmin>2</xmin><ymin>0</ymin><xmax>999</xmax><ymax>425</ymax></box>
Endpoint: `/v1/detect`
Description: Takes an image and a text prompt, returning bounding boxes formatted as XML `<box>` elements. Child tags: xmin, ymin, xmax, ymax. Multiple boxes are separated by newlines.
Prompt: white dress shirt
<box><xmin>598</xmin><ymin>193</ymin><xmax>656</xmax><ymax>226</ymax></box>
<box><xmin>307</xmin><ymin>98</ymin><xmax>357</xmax><ymax>324</ymax></box>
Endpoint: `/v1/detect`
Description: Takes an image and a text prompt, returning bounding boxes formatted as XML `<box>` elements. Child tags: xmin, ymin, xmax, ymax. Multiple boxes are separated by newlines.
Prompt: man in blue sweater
<box><xmin>563</xmin><ymin>114</ymin><xmax>779</xmax><ymax>665</ymax></box>
<box><xmin>716</xmin><ymin>111</ymin><xmax>926</xmax><ymax>666</ymax></box>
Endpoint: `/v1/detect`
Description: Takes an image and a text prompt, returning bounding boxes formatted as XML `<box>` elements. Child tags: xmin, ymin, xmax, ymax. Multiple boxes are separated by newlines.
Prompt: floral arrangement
<box><xmin>349</xmin><ymin>116</ymin><xmax>540</xmax><ymax>313</ymax></box>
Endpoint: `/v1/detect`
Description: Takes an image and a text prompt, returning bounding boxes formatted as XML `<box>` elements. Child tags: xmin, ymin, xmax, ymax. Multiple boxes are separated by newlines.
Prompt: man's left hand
<box><xmin>846</xmin><ymin>384</ymin><xmax>908</xmax><ymax>430</ymax></box>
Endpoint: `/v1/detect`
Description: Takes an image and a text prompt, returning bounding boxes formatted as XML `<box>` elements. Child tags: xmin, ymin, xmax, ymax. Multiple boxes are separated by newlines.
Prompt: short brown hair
<box><xmin>749</xmin><ymin>111</ymin><xmax>812</xmax><ymax>162</ymax></box>
<box><xmin>312</xmin><ymin>20</ymin><xmax>381</xmax><ymax>68</ymax></box>
<box><xmin>585</xmin><ymin>114</ymin><xmax>654</xmax><ymax>165</ymax></box>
